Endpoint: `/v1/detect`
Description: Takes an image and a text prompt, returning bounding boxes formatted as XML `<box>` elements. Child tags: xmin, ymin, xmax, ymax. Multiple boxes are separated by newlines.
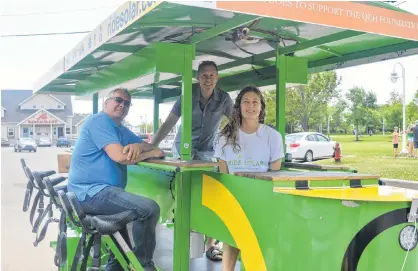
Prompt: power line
<box><xmin>0</xmin><ymin>6</ymin><xmax>118</xmax><ymax>17</ymax></box>
<box><xmin>1</xmin><ymin>31</ymin><xmax>92</xmax><ymax>38</ymax></box>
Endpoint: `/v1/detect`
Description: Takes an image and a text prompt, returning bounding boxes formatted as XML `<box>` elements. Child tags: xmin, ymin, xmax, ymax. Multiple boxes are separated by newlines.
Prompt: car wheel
<box><xmin>304</xmin><ymin>150</ymin><xmax>313</xmax><ymax>162</ymax></box>
<box><xmin>34</xmin><ymin>149</ymin><xmax>37</xmax><ymax>152</ymax></box>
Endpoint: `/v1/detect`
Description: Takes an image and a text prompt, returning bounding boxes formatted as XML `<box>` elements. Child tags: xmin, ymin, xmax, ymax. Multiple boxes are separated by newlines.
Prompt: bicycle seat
<box><xmin>89</xmin><ymin>210</ymin><xmax>138</xmax><ymax>235</ymax></box>
<box><xmin>66</xmin><ymin>192</ymin><xmax>138</xmax><ymax>235</ymax></box>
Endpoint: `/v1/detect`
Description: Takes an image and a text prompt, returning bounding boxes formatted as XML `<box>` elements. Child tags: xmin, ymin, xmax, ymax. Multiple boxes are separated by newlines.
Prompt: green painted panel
<box><xmin>155</xmin><ymin>43</ymin><xmax>195</xmax><ymax>74</ymax></box>
<box><xmin>126</xmin><ymin>165</ymin><xmax>175</xmax><ymax>222</ymax></box>
<box><xmin>189</xmin><ymin>172</ymin><xmax>415</xmax><ymax>270</ymax></box>
<box><xmin>358</xmin><ymin>223</ymin><xmax>418</xmax><ymax>270</ymax></box>
<box><xmin>285</xmin><ymin>56</ymin><xmax>308</xmax><ymax>84</ymax></box>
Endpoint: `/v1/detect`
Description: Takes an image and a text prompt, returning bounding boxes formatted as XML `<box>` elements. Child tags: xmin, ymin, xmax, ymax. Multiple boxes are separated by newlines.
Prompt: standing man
<box><xmin>68</xmin><ymin>88</ymin><xmax>164</xmax><ymax>271</ymax></box>
<box><xmin>151</xmin><ymin>61</ymin><xmax>233</xmax><ymax>261</ymax></box>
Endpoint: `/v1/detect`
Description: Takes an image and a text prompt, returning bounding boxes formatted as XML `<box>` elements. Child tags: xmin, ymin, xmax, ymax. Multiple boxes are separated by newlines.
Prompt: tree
<box><xmin>264</xmin><ymin>71</ymin><xmax>341</xmax><ymax>132</ymax></box>
<box><xmin>263</xmin><ymin>89</ymin><xmax>300</xmax><ymax>133</ymax></box>
<box><xmin>406</xmin><ymin>89</ymin><xmax>418</xmax><ymax>125</ymax></box>
<box><xmin>380</xmin><ymin>90</ymin><xmax>403</xmax><ymax>131</ymax></box>
<box><xmin>345</xmin><ymin>86</ymin><xmax>368</xmax><ymax>141</ymax></box>
<box><xmin>138</xmin><ymin>123</ymin><xmax>153</xmax><ymax>134</ymax></box>
<box><xmin>329</xmin><ymin>99</ymin><xmax>347</xmax><ymax>133</ymax></box>
<box><xmin>387</xmin><ymin>89</ymin><xmax>402</xmax><ymax>105</ymax></box>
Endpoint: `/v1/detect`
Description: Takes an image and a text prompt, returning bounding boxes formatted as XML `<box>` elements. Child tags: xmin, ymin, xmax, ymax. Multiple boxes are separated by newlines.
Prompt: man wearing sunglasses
<box><xmin>151</xmin><ymin>61</ymin><xmax>233</xmax><ymax>262</ymax></box>
<box><xmin>68</xmin><ymin>88</ymin><xmax>164</xmax><ymax>271</ymax></box>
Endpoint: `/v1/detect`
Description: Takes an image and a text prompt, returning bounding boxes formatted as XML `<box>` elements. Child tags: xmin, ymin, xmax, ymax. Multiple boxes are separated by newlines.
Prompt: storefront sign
<box><xmin>216</xmin><ymin>1</ymin><xmax>418</xmax><ymax>41</ymax></box>
<box><xmin>26</xmin><ymin>112</ymin><xmax>58</xmax><ymax>124</ymax></box>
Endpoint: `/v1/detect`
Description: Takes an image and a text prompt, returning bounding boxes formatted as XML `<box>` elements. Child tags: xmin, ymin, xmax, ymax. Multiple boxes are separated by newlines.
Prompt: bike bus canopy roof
<box><xmin>34</xmin><ymin>0</ymin><xmax>418</xmax><ymax>102</ymax></box>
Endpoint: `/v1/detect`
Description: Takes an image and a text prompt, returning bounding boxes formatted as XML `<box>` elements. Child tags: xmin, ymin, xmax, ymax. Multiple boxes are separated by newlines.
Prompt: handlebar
<box><xmin>50</xmin><ymin>176</ymin><xmax>66</xmax><ymax>186</ymax></box>
<box><xmin>39</xmin><ymin>170</ymin><xmax>56</xmax><ymax>179</ymax></box>
<box><xmin>23</xmin><ymin>189</ymin><xmax>31</xmax><ymax>212</ymax></box>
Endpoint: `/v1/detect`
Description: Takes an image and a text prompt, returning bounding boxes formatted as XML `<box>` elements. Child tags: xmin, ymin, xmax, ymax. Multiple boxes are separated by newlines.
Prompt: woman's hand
<box><xmin>270</xmin><ymin>159</ymin><xmax>282</xmax><ymax>171</ymax></box>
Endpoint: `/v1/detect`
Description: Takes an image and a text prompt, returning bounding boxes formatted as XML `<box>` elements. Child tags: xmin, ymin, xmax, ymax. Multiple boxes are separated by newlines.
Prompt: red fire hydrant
<box><xmin>334</xmin><ymin>142</ymin><xmax>342</xmax><ymax>162</ymax></box>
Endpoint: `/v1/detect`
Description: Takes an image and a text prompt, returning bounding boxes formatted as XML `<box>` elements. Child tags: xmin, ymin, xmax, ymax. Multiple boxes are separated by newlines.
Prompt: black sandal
<box><xmin>206</xmin><ymin>246</ymin><xmax>223</xmax><ymax>262</ymax></box>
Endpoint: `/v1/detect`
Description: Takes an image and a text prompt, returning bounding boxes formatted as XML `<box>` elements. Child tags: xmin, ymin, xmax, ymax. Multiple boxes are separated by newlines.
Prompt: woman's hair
<box><xmin>219</xmin><ymin>86</ymin><xmax>266</xmax><ymax>153</ymax></box>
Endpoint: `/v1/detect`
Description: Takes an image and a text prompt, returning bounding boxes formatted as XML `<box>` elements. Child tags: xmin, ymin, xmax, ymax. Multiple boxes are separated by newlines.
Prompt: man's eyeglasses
<box><xmin>109</xmin><ymin>97</ymin><xmax>132</xmax><ymax>107</ymax></box>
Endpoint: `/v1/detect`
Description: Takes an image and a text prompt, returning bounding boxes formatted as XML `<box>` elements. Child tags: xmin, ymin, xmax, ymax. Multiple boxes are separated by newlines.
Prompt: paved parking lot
<box><xmin>1</xmin><ymin>146</ymin><xmax>67</xmax><ymax>271</ymax></box>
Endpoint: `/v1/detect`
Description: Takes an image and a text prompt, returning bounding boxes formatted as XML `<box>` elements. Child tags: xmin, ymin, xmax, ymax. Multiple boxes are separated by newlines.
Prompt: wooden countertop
<box><xmin>283</xmin><ymin>162</ymin><xmax>351</xmax><ymax>171</ymax></box>
<box><xmin>235</xmin><ymin>171</ymin><xmax>379</xmax><ymax>181</ymax></box>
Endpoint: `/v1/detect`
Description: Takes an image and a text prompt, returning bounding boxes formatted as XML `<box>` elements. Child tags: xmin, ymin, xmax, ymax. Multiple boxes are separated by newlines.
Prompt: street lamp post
<box><xmin>390</xmin><ymin>62</ymin><xmax>407</xmax><ymax>155</ymax></box>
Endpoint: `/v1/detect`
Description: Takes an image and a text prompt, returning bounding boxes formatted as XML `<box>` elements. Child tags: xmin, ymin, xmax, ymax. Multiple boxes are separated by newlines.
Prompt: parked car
<box><xmin>285</xmin><ymin>132</ymin><xmax>340</xmax><ymax>162</ymax></box>
<box><xmin>159</xmin><ymin>134</ymin><xmax>175</xmax><ymax>150</ymax></box>
<box><xmin>1</xmin><ymin>137</ymin><xmax>10</xmax><ymax>147</ymax></box>
<box><xmin>56</xmin><ymin>137</ymin><xmax>71</xmax><ymax>147</ymax></box>
<box><xmin>14</xmin><ymin>138</ymin><xmax>37</xmax><ymax>152</ymax></box>
<box><xmin>37</xmin><ymin>137</ymin><xmax>51</xmax><ymax>147</ymax></box>
<box><xmin>137</xmin><ymin>133</ymin><xmax>152</xmax><ymax>143</ymax></box>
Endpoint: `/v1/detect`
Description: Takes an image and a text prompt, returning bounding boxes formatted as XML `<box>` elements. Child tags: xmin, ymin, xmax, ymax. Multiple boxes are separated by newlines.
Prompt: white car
<box><xmin>159</xmin><ymin>134</ymin><xmax>175</xmax><ymax>150</ymax></box>
<box><xmin>285</xmin><ymin>132</ymin><xmax>339</xmax><ymax>162</ymax></box>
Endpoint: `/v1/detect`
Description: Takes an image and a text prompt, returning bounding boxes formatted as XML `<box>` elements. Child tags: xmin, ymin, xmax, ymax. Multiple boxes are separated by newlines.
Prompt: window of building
<box><xmin>32</xmin><ymin>104</ymin><xmax>36</xmax><ymax>109</ymax></box>
<box><xmin>40</xmin><ymin>104</ymin><xmax>44</xmax><ymax>108</ymax></box>
<box><xmin>53</xmin><ymin>127</ymin><xmax>57</xmax><ymax>136</ymax></box>
<box><xmin>57</xmin><ymin>105</ymin><xmax>62</xmax><ymax>109</ymax></box>
<box><xmin>66</xmin><ymin>128</ymin><xmax>71</xmax><ymax>134</ymax></box>
<box><xmin>7</xmin><ymin>127</ymin><xmax>14</xmax><ymax>137</ymax></box>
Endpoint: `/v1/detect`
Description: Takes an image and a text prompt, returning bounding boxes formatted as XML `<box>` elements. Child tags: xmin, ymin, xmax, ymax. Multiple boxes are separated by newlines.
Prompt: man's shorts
<box><xmin>414</xmin><ymin>141</ymin><xmax>418</xmax><ymax>149</ymax></box>
<box><xmin>393</xmin><ymin>144</ymin><xmax>399</xmax><ymax>148</ymax></box>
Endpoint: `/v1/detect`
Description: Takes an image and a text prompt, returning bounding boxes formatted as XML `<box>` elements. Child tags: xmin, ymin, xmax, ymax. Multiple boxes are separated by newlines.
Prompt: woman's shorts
<box><xmin>393</xmin><ymin>144</ymin><xmax>399</xmax><ymax>148</ymax></box>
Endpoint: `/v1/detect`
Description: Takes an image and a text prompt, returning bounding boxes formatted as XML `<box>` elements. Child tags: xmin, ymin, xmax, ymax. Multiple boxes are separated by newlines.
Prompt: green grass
<box><xmin>313</xmin><ymin>135</ymin><xmax>418</xmax><ymax>181</ymax></box>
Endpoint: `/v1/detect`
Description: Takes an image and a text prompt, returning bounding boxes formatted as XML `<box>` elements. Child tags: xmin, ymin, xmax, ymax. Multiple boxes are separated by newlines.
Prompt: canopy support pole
<box><xmin>180</xmin><ymin>52</ymin><xmax>193</xmax><ymax>161</ymax></box>
<box><xmin>153</xmin><ymin>87</ymin><xmax>161</xmax><ymax>133</ymax></box>
<box><xmin>154</xmin><ymin>42</ymin><xmax>196</xmax><ymax>271</ymax></box>
<box><xmin>93</xmin><ymin>93</ymin><xmax>99</xmax><ymax>114</ymax></box>
<box><xmin>276</xmin><ymin>45</ymin><xmax>286</xmax><ymax>143</ymax></box>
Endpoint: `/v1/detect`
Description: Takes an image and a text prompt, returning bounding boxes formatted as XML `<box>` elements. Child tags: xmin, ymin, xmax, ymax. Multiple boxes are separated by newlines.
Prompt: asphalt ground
<box><xmin>1</xmin><ymin>146</ymin><xmax>65</xmax><ymax>271</ymax></box>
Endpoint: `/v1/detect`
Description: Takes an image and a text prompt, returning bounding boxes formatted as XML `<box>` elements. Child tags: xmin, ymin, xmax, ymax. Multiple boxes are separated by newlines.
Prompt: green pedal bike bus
<box><xmin>28</xmin><ymin>1</ymin><xmax>418</xmax><ymax>270</ymax></box>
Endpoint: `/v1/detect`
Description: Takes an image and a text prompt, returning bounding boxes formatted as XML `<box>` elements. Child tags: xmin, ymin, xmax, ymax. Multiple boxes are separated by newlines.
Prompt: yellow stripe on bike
<box><xmin>202</xmin><ymin>174</ymin><xmax>267</xmax><ymax>271</ymax></box>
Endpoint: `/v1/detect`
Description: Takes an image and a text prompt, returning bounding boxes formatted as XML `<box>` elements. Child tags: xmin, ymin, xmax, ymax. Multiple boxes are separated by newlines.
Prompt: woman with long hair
<box><xmin>213</xmin><ymin>86</ymin><xmax>285</xmax><ymax>271</ymax></box>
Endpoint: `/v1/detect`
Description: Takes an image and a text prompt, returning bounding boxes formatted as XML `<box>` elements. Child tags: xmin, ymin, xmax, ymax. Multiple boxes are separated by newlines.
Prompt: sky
<box><xmin>1</xmin><ymin>0</ymin><xmax>418</xmax><ymax>126</ymax></box>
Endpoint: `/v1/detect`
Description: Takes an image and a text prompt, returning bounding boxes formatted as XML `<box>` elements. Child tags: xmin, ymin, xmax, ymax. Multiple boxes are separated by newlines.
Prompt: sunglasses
<box><xmin>109</xmin><ymin>96</ymin><xmax>132</xmax><ymax>107</ymax></box>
